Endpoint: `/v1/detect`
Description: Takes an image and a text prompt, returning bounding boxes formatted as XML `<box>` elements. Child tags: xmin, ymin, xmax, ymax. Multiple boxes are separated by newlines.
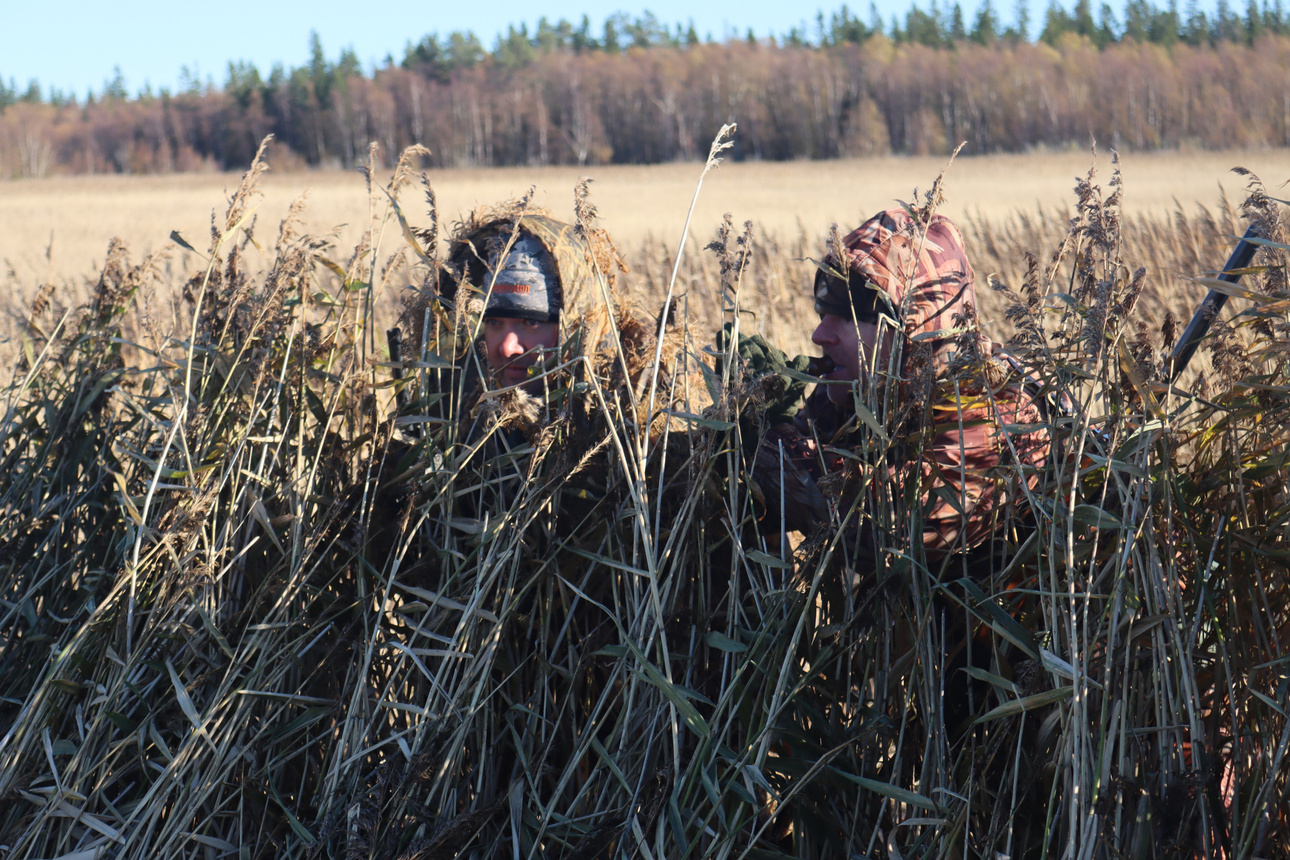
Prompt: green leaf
<box><xmin>74</xmin><ymin>368</ymin><xmax>124</xmax><ymax>420</ymax></box>
<box><xmin>169</xmin><ymin>229</ymin><xmax>200</xmax><ymax>254</ymax></box>
<box><xmin>622</xmin><ymin>639</ymin><xmax>711</xmax><ymax>739</ymax></box>
<box><xmin>1039</xmin><ymin>648</ymin><xmax>1102</xmax><ymax>689</ymax></box>
<box><xmin>1071</xmin><ymin>504</ymin><xmax>1126</xmax><ymax>530</ymax></box>
<box><xmin>830</xmin><ymin>769</ymin><xmax>940</xmax><ymax>812</ymax></box>
<box><xmin>50</xmin><ymin>738</ymin><xmax>78</xmax><ymax>756</ymax></box>
<box><xmin>590</xmin><ymin>736</ymin><xmax>632</xmax><ymax>791</ymax></box>
<box><xmin>148</xmin><ymin>720</ymin><xmax>174</xmax><ymax>762</ymax></box>
<box><xmin>270</xmin><ymin>706</ymin><xmax>333</xmax><ymax>740</ymax></box>
<box><xmin>1249</xmin><ymin>688</ymin><xmax>1287</xmax><ymax>717</ymax></box>
<box><xmin>629</xmin><ymin>664</ymin><xmax>711</xmax><ymax>738</ymax></box>
<box><xmin>666</xmin><ymin>798</ymin><xmax>689</xmax><ymax>855</ymax></box>
<box><xmin>703</xmin><ymin>631</ymin><xmax>748</xmax><ymax>653</ymax></box>
<box><xmin>952</xmin><ymin>578</ymin><xmax>1039</xmax><ymax>658</ymax></box>
<box><xmin>399</xmin><ymin>584</ymin><xmax>499</xmax><ymax>623</ymax></box>
<box><xmin>193</xmin><ymin>604</ymin><xmax>234</xmax><ymax>660</ymax></box>
<box><xmin>568</xmin><ymin>546</ymin><xmax>650</xmax><ymax>577</ymax></box>
<box><xmin>960</xmin><ymin>667</ymin><xmax>1019</xmax><ymax>695</ymax></box>
<box><xmin>1082</xmin><ymin>453</ymin><xmax>1149</xmax><ymax>480</ymax></box>
<box><xmin>666</xmin><ymin>411</ymin><xmax>735</xmax><ymax>431</ymax></box>
<box><xmin>270</xmin><ymin>779</ymin><xmax>317</xmax><ymax>843</ymax></box>
<box><xmin>851</xmin><ymin>399</ymin><xmax>889</xmax><ymax>442</ymax></box>
<box><xmin>593</xmin><ymin>645</ymin><xmax>629</xmax><ymax>658</ymax></box>
<box><xmin>745</xmin><ymin>549</ymin><xmax>791</xmax><ymax>569</ymax></box>
<box><xmin>974</xmin><ymin>686</ymin><xmax>1074</xmax><ymax>724</ymax></box>
<box><xmin>104</xmin><ymin>711</ymin><xmax>138</xmax><ymax>732</ymax></box>
<box><xmin>167</xmin><ymin>659</ymin><xmax>203</xmax><ymax>731</ymax></box>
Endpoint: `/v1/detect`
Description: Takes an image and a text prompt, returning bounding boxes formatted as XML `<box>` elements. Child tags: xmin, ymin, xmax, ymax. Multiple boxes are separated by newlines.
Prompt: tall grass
<box><xmin>0</xmin><ymin>137</ymin><xmax>1286</xmax><ymax>859</ymax></box>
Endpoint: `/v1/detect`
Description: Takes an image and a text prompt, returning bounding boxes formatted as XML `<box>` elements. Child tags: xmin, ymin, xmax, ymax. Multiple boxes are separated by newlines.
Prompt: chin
<box><xmin>826</xmin><ymin>385</ymin><xmax>853</xmax><ymax>407</ymax></box>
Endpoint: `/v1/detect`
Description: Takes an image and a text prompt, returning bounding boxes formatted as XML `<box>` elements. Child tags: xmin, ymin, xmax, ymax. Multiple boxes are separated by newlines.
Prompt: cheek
<box><xmin>535</xmin><ymin>325</ymin><xmax>560</xmax><ymax>350</ymax></box>
<box><xmin>515</xmin><ymin>332</ymin><xmax>546</xmax><ymax>355</ymax></box>
<box><xmin>839</xmin><ymin>334</ymin><xmax>862</xmax><ymax>368</ymax></box>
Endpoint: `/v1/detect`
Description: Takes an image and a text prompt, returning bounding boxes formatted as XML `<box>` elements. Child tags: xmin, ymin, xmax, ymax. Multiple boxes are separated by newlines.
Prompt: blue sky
<box><xmin>5</xmin><ymin>0</ymin><xmax>1221</xmax><ymax>100</ymax></box>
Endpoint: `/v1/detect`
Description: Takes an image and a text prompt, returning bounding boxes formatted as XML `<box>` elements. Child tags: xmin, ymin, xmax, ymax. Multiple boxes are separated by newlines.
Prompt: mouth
<box><xmin>493</xmin><ymin>361</ymin><xmax>534</xmax><ymax>385</ymax></box>
<box><xmin>501</xmin><ymin>366</ymin><xmax>532</xmax><ymax>383</ymax></box>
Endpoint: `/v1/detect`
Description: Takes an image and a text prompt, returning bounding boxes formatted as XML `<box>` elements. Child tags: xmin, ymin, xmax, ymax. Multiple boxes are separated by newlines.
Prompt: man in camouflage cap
<box><xmin>444</xmin><ymin>213</ymin><xmax>600</xmax><ymax>394</ymax></box>
<box><xmin>743</xmin><ymin>206</ymin><xmax>1049</xmax><ymax>558</ymax></box>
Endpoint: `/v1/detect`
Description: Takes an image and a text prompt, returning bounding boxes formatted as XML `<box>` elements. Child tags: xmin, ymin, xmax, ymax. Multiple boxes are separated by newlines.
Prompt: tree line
<box><xmin>2</xmin><ymin>1</ymin><xmax>1289</xmax><ymax>177</ymax></box>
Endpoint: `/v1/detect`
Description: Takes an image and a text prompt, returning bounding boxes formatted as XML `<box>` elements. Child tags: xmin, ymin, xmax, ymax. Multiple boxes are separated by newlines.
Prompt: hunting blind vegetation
<box><xmin>0</xmin><ymin>135</ymin><xmax>1287</xmax><ymax>858</ymax></box>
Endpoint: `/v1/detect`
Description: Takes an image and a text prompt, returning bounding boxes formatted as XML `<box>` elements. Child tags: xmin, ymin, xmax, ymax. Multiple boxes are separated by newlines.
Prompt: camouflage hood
<box><xmin>439</xmin><ymin>205</ymin><xmax>694</xmax><ymax>435</ymax></box>
<box><xmin>824</xmin><ymin>206</ymin><xmax>1002</xmax><ymax>388</ymax></box>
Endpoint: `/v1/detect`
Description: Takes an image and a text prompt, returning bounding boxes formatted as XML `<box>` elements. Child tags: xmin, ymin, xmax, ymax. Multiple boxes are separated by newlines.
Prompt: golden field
<box><xmin>1</xmin><ymin>145</ymin><xmax>1286</xmax><ymax>364</ymax></box>
<box><xmin>3</xmin><ymin>147</ymin><xmax>1288</xmax><ymax>284</ymax></box>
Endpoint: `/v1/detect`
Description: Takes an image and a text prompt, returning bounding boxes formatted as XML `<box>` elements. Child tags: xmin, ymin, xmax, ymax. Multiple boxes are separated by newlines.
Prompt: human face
<box><xmin>811</xmin><ymin>313</ymin><xmax>889</xmax><ymax>406</ymax></box>
<box><xmin>483</xmin><ymin>316</ymin><xmax>560</xmax><ymax>388</ymax></box>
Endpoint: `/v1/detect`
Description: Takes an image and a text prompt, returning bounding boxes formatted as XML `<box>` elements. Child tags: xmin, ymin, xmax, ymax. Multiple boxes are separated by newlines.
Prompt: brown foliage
<box><xmin>5</xmin><ymin>35</ymin><xmax>1290</xmax><ymax>177</ymax></box>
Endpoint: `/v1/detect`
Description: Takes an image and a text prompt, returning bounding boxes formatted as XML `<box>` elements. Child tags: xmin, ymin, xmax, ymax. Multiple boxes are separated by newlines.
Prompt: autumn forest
<box><xmin>2</xmin><ymin>1</ymin><xmax>1290</xmax><ymax>178</ymax></box>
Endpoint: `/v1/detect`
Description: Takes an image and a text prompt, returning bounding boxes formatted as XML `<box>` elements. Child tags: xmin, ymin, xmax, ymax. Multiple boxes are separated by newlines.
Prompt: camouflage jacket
<box><xmin>793</xmin><ymin>207</ymin><xmax>1049</xmax><ymax>557</ymax></box>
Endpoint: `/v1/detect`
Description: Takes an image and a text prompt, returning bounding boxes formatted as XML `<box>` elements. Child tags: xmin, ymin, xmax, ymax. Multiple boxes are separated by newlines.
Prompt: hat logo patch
<box><xmin>493</xmin><ymin>282</ymin><xmax>532</xmax><ymax>294</ymax></box>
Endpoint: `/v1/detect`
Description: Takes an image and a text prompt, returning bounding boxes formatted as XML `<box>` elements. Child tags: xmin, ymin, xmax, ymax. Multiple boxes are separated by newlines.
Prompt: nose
<box><xmin>811</xmin><ymin>319</ymin><xmax>832</xmax><ymax>346</ymax></box>
<box><xmin>500</xmin><ymin>330</ymin><xmax>525</xmax><ymax>358</ymax></box>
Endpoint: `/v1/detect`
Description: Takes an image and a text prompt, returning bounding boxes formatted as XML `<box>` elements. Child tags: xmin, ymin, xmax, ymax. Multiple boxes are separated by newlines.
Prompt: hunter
<box><xmin>734</xmin><ymin>206</ymin><xmax>1050</xmax><ymax>564</ymax></box>
<box><xmin>441</xmin><ymin>211</ymin><xmax>593</xmax><ymax>397</ymax></box>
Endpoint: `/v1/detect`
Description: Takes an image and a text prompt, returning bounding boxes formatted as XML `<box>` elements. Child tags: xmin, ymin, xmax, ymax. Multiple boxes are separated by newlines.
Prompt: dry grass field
<box><xmin>3</xmin><ymin>146</ymin><xmax>1288</xmax><ymax>285</ymax></box>
<box><xmin>3</xmin><ymin>146</ymin><xmax>1288</xmax><ymax>361</ymax></box>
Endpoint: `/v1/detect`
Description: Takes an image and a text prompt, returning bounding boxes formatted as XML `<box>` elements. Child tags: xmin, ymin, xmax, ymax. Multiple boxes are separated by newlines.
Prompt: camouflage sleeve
<box><xmin>911</xmin><ymin>381</ymin><xmax>1048</xmax><ymax>555</ymax></box>
<box><xmin>783</xmin><ymin>374</ymin><xmax>1048</xmax><ymax>553</ymax></box>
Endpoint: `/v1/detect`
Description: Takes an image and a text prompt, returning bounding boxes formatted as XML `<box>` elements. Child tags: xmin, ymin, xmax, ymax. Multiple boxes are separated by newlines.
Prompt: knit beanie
<box><xmin>484</xmin><ymin>233</ymin><xmax>562</xmax><ymax>323</ymax></box>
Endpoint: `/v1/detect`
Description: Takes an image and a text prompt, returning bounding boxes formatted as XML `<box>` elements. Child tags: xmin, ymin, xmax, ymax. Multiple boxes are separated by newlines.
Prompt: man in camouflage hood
<box><xmin>442</xmin><ymin>212</ymin><xmax>603</xmax><ymax>394</ymax></box>
<box><xmin>753</xmin><ymin>206</ymin><xmax>1049</xmax><ymax>557</ymax></box>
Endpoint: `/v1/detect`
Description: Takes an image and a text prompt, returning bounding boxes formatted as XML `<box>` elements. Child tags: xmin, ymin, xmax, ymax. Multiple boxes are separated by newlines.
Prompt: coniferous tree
<box><xmin>972</xmin><ymin>0</ymin><xmax>1000</xmax><ymax>43</ymax></box>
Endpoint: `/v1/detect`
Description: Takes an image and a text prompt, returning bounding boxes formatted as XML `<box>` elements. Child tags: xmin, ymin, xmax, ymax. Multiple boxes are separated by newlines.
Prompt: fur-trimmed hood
<box><xmin>441</xmin><ymin>207</ymin><xmax>622</xmax><ymax>342</ymax></box>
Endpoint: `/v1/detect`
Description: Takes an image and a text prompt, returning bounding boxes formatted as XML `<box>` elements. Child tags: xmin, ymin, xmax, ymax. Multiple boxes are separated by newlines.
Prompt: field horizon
<box><xmin>4</xmin><ymin>146</ymin><xmax>1288</xmax><ymax>297</ymax></box>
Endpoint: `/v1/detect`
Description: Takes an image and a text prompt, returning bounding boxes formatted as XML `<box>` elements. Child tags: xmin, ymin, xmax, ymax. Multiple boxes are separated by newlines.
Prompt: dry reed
<box><xmin>0</xmin><ymin>137</ymin><xmax>1285</xmax><ymax>859</ymax></box>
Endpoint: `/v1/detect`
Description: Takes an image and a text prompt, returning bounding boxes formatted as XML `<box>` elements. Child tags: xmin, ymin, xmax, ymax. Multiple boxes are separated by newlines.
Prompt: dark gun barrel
<box><xmin>388</xmin><ymin>327</ymin><xmax>410</xmax><ymax>412</ymax></box>
<box><xmin>1169</xmin><ymin>224</ymin><xmax>1261</xmax><ymax>383</ymax></box>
